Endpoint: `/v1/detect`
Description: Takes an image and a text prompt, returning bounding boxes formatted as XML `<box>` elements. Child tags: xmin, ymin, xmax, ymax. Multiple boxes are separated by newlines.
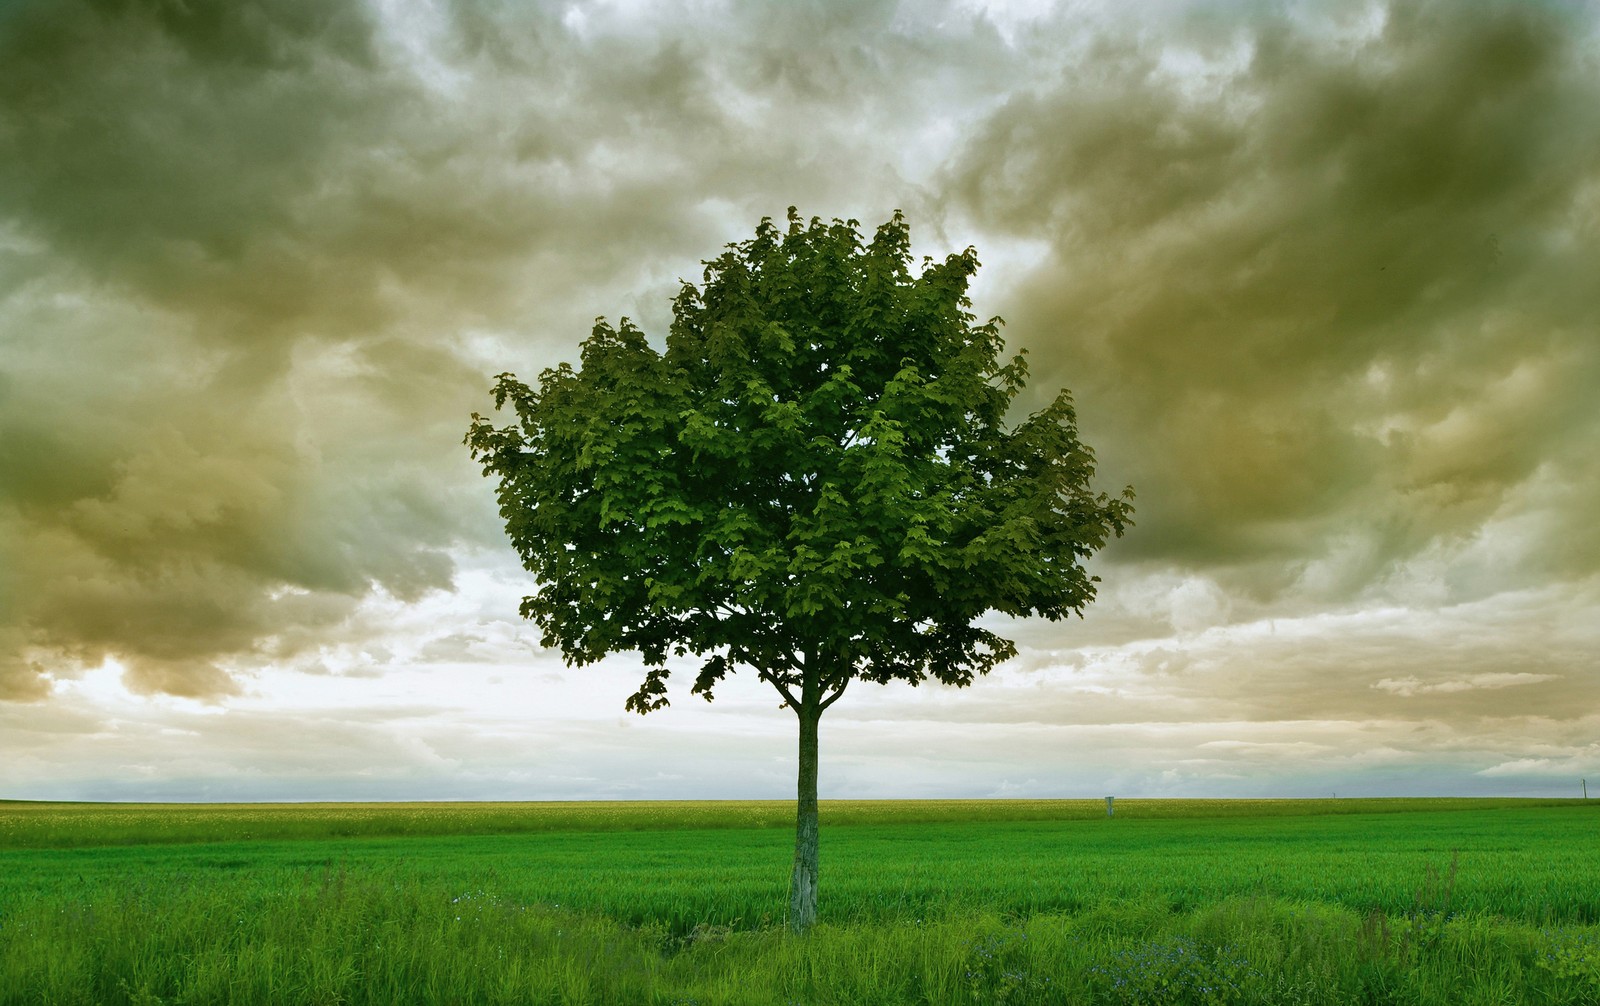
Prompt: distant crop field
<box><xmin>2</xmin><ymin>799</ymin><xmax>1597</xmax><ymax>1004</ymax></box>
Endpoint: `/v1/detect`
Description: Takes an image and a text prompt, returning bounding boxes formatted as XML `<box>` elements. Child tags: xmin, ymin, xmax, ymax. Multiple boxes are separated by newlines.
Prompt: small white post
<box><xmin>1105</xmin><ymin>796</ymin><xmax>1115</xmax><ymax>818</ymax></box>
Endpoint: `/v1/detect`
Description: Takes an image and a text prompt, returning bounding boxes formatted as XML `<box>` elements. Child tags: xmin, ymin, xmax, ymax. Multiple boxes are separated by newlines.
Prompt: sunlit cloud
<box><xmin>1372</xmin><ymin>673</ymin><xmax>1559</xmax><ymax>698</ymax></box>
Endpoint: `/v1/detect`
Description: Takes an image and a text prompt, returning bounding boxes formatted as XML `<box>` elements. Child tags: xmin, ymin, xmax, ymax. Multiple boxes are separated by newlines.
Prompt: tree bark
<box><xmin>789</xmin><ymin>674</ymin><xmax>821</xmax><ymax>933</ymax></box>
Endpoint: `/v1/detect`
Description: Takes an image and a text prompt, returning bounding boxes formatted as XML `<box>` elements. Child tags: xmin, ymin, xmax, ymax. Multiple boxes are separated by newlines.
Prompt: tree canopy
<box><xmin>468</xmin><ymin>208</ymin><xmax>1131</xmax><ymax>712</ymax></box>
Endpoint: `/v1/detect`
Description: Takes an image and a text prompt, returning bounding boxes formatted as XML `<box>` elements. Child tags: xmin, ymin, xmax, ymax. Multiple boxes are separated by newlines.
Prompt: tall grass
<box><xmin>6</xmin><ymin>876</ymin><xmax>1596</xmax><ymax>1004</ymax></box>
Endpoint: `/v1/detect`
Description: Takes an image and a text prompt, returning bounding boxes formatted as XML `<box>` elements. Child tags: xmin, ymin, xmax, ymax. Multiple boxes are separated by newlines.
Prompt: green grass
<box><xmin>1</xmin><ymin>797</ymin><xmax>1574</xmax><ymax>847</ymax></box>
<box><xmin>2</xmin><ymin>799</ymin><xmax>1598</xmax><ymax>1004</ymax></box>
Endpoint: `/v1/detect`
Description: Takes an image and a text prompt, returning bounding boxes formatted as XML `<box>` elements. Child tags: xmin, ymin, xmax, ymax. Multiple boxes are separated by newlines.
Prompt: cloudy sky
<box><xmin>2</xmin><ymin>0</ymin><xmax>1596</xmax><ymax>802</ymax></box>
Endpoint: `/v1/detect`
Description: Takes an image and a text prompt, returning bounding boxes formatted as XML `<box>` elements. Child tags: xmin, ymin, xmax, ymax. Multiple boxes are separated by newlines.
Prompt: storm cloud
<box><xmin>1</xmin><ymin>0</ymin><xmax>1596</xmax><ymax>797</ymax></box>
<box><xmin>0</xmin><ymin>0</ymin><xmax>1018</xmax><ymax>699</ymax></box>
<box><xmin>948</xmin><ymin>1</ymin><xmax>1600</xmax><ymax>592</ymax></box>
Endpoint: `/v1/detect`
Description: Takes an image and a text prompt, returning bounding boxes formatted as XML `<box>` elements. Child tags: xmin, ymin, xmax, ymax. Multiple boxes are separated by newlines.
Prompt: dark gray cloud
<box><xmin>0</xmin><ymin>0</ymin><xmax>1016</xmax><ymax>699</ymax></box>
<box><xmin>948</xmin><ymin>0</ymin><xmax>1600</xmax><ymax>595</ymax></box>
<box><xmin>0</xmin><ymin>0</ymin><xmax>480</xmax><ymax>697</ymax></box>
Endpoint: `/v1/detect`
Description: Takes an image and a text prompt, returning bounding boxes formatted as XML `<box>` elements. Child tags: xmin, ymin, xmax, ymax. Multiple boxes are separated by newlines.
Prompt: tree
<box><xmin>465</xmin><ymin>209</ymin><xmax>1133</xmax><ymax>932</ymax></box>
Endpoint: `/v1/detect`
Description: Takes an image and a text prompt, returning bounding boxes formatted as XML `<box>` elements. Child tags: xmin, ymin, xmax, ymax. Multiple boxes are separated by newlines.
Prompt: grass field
<box><xmin>2</xmin><ymin>798</ymin><xmax>1597</xmax><ymax>1004</ymax></box>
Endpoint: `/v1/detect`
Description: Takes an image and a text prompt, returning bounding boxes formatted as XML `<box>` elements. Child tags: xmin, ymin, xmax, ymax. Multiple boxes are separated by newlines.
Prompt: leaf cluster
<box><xmin>466</xmin><ymin>209</ymin><xmax>1132</xmax><ymax>716</ymax></box>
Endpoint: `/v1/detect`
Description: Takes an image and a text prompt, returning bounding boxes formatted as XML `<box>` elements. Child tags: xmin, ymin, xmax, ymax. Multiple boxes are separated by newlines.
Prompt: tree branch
<box><xmin>819</xmin><ymin>675</ymin><xmax>849</xmax><ymax>711</ymax></box>
<box><xmin>761</xmin><ymin>670</ymin><xmax>800</xmax><ymax>710</ymax></box>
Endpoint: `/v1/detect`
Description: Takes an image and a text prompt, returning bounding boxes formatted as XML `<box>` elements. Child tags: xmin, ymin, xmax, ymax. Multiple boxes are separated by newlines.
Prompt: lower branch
<box><xmin>819</xmin><ymin>677</ymin><xmax>849</xmax><ymax>711</ymax></box>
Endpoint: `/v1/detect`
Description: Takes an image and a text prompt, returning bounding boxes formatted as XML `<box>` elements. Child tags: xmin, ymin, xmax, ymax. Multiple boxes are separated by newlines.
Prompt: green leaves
<box><xmin>467</xmin><ymin>209</ymin><xmax>1132</xmax><ymax>715</ymax></box>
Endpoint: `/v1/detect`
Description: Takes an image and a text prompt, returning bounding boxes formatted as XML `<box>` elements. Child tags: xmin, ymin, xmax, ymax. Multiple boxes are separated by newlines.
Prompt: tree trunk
<box><xmin>789</xmin><ymin>681</ymin><xmax>821</xmax><ymax>933</ymax></box>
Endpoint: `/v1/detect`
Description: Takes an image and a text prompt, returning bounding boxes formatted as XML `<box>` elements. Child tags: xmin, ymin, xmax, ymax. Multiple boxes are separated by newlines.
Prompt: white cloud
<box><xmin>1373</xmin><ymin>672</ymin><xmax>1559</xmax><ymax>697</ymax></box>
